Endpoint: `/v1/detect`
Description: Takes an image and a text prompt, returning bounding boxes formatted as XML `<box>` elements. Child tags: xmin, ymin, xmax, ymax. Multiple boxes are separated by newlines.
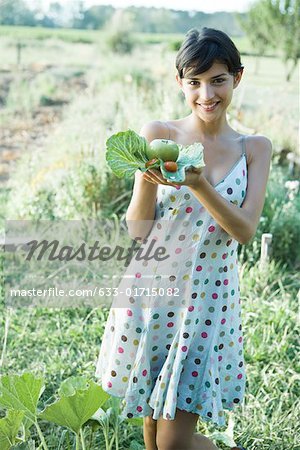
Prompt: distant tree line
<box><xmin>0</xmin><ymin>0</ymin><xmax>298</xmax><ymax>80</ymax></box>
<box><xmin>0</xmin><ymin>0</ymin><xmax>244</xmax><ymax>35</ymax></box>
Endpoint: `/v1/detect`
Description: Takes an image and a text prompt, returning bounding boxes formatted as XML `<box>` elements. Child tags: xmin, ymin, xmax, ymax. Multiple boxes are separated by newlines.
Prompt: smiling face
<box><xmin>176</xmin><ymin>61</ymin><xmax>243</xmax><ymax>122</ymax></box>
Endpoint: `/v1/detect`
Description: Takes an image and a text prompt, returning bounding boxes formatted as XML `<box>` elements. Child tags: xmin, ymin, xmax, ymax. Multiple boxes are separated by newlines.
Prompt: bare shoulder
<box><xmin>246</xmin><ymin>135</ymin><xmax>273</xmax><ymax>164</ymax></box>
<box><xmin>139</xmin><ymin>120</ymin><xmax>170</xmax><ymax>143</ymax></box>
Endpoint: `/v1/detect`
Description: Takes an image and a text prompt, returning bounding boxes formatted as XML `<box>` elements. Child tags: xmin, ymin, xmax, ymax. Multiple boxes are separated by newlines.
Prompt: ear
<box><xmin>233</xmin><ymin>68</ymin><xmax>243</xmax><ymax>89</ymax></box>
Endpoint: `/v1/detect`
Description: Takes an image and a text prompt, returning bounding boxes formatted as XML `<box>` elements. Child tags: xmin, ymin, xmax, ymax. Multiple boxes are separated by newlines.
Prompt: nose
<box><xmin>198</xmin><ymin>83</ymin><xmax>214</xmax><ymax>101</ymax></box>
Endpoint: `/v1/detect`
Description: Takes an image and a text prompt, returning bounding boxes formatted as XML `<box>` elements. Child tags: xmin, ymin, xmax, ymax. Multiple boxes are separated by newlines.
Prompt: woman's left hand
<box><xmin>142</xmin><ymin>167</ymin><xmax>204</xmax><ymax>189</ymax></box>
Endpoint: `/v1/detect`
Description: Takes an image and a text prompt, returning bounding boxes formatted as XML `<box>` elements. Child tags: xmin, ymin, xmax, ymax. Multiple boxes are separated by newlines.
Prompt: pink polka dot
<box><xmin>188</xmin><ymin>306</ymin><xmax>194</xmax><ymax>312</ymax></box>
<box><xmin>212</xmin><ymin>293</ymin><xmax>218</xmax><ymax>299</ymax></box>
<box><xmin>243</xmin><ymin>169</ymin><xmax>245</xmax><ymax>176</ymax></box>
<box><xmin>118</xmin><ymin>347</ymin><xmax>124</xmax><ymax>353</ymax></box>
<box><xmin>142</xmin><ymin>369</ymin><xmax>147</xmax><ymax>376</ymax></box>
<box><xmin>127</xmin><ymin>309</ymin><xmax>133</xmax><ymax>316</ymax></box>
<box><xmin>222</xmin><ymin>253</ymin><xmax>228</xmax><ymax>259</ymax></box>
<box><xmin>153</xmin><ymin>236</ymin><xmax>158</xmax><ymax>240</ymax></box>
<box><xmin>208</xmin><ymin>225</ymin><xmax>215</xmax><ymax>232</ymax></box>
<box><xmin>218</xmin><ymin>355</ymin><xmax>223</xmax><ymax>361</ymax></box>
<box><xmin>175</xmin><ymin>248</ymin><xmax>182</xmax><ymax>254</ymax></box>
<box><xmin>107</xmin><ymin>381</ymin><xmax>112</xmax><ymax>388</ymax></box>
<box><xmin>135</xmin><ymin>272</ymin><xmax>141</xmax><ymax>278</ymax></box>
<box><xmin>186</xmin><ymin>207</ymin><xmax>193</xmax><ymax>213</ymax></box>
<box><xmin>182</xmin><ymin>346</ymin><xmax>188</xmax><ymax>352</ymax></box>
<box><xmin>137</xmin><ymin>406</ymin><xmax>143</xmax><ymax>412</ymax></box>
<box><xmin>239</xmin><ymin>337</ymin><xmax>243</xmax><ymax>343</ymax></box>
<box><xmin>167</xmin><ymin>322</ymin><xmax>174</xmax><ymax>327</ymax></box>
<box><xmin>201</xmin><ymin>332</ymin><xmax>208</xmax><ymax>338</ymax></box>
<box><xmin>208</xmin><ymin>265</ymin><xmax>213</xmax><ymax>272</ymax></box>
<box><xmin>221</xmin><ymin>318</ymin><xmax>226</xmax><ymax>324</ymax></box>
<box><xmin>196</xmin><ymin>265</ymin><xmax>202</xmax><ymax>271</ymax></box>
<box><xmin>175</xmin><ymin>185</ymin><xmax>181</xmax><ymax>190</ymax></box>
<box><xmin>153</xmin><ymin>335</ymin><xmax>159</xmax><ymax>341</ymax></box>
<box><xmin>237</xmin><ymin>373</ymin><xmax>243</xmax><ymax>379</ymax></box>
<box><xmin>224</xmin><ymin>279</ymin><xmax>229</xmax><ymax>285</ymax></box>
<box><xmin>192</xmin><ymin>371</ymin><xmax>198</xmax><ymax>377</ymax></box>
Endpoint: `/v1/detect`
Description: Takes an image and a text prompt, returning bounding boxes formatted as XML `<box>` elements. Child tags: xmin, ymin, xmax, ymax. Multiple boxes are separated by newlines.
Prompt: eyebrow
<box><xmin>187</xmin><ymin>73</ymin><xmax>228</xmax><ymax>80</ymax></box>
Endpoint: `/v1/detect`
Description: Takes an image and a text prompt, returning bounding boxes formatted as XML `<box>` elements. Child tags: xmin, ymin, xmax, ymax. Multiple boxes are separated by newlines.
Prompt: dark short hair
<box><xmin>176</xmin><ymin>27</ymin><xmax>244</xmax><ymax>78</ymax></box>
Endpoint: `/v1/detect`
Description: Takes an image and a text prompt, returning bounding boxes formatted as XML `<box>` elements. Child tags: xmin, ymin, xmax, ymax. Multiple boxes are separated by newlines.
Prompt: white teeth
<box><xmin>200</xmin><ymin>102</ymin><xmax>218</xmax><ymax>110</ymax></box>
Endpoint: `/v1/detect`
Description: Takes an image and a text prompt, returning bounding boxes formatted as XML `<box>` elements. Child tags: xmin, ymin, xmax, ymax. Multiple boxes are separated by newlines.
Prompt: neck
<box><xmin>188</xmin><ymin>112</ymin><xmax>232</xmax><ymax>141</ymax></box>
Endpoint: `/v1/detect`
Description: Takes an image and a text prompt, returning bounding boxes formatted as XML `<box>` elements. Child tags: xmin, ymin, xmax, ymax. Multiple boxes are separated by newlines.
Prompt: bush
<box><xmin>168</xmin><ymin>38</ymin><xmax>182</xmax><ymax>52</ymax></box>
<box><xmin>238</xmin><ymin>164</ymin><xmax>300</xmax><ymax>268</ymax></box>
<box><xmin>106</xmin><ymin>30</ymin><xmax>135</xmax><ymax>54</ymax></box>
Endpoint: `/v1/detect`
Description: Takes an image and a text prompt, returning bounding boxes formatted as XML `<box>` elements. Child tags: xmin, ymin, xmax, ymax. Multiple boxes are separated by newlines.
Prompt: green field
<box><xmin>0</xmin><ymin>26</ymin><xmax>299</xmax><ymax>450</ymax></box>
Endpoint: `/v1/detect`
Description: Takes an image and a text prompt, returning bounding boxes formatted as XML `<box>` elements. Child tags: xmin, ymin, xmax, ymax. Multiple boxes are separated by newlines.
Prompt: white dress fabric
<box><xmin>96</xmin><ymin>137</ymin><xmax>248</xmax><ymax>426</ymax></box>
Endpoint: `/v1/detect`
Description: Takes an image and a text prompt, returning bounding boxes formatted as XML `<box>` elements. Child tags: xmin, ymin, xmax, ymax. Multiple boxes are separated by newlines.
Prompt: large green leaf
<box><xmin>106</xmin><ymin>129</ymin><xmax>149</xmax><ymax>178</ymax></box>
<box><xmin>0</xmin><ymin>409</ymin><xmax>24</xmax><ymax>450</ymax></box>
<box><xmin>39</xmin><ymin>376</ymin><xmax>109</xmax><ymax>434</ymax></box>
<box><xmin>0</xmin><ymin>373</ymin><xmax>44</xmax><ymax>423</ymax></box>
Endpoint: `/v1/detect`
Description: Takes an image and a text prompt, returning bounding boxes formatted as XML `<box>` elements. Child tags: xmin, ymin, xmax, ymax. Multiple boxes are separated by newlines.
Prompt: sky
<box><xmin>28</xmin><ymin>0</ymin><xmax>254</xmax><ymax>13</ymax></box>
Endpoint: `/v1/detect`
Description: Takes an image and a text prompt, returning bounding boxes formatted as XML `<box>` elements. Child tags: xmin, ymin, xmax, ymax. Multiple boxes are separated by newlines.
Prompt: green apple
<box><xmin>147</xmin><ymin>139</ymin><xmax>179</xmax><ymax>162</ymax></box>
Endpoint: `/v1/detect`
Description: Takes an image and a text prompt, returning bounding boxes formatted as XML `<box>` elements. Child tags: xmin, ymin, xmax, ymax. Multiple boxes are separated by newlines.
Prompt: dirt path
<box><xmin>0</xmin><ymin>66</ymin><xmax>88</xmax><ymax>188</ymax></box>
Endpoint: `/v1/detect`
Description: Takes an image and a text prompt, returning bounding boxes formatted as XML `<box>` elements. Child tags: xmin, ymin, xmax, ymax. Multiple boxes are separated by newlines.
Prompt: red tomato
<box><xmin>164</xmin><ymin>161</ymin><xmax>178</xmax><ymax>172</ymax></box>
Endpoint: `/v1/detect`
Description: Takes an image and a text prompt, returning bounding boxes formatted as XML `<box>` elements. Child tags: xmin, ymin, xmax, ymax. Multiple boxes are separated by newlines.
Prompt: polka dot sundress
<box><xmin>95</xmin><ymin>135</ymin><xmax>248</xmax><ymax>426</ymax></box>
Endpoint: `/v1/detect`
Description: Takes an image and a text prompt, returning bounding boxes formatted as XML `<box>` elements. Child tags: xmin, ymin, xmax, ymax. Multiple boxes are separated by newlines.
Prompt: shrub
<box><xmin>238</xmin><ymin>164</ymin><xmax>300</xmax><ymax>268</ymax></box>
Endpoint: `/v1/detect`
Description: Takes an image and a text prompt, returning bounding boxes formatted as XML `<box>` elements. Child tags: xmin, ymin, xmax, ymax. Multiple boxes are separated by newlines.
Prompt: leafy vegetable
<box><xmin>39</xmin><ymin>376</ymin><xmax>108</xmax><ymax>434</ymax></box>
<box><xmin>106</xmin><ymin>129</ymin><xmax>205</xmax><ymax>182</ymax></box>
<box><xmin>0</xmin><ymin>409</ymin><xmax>24</xmax><ymax>450</ymax></box>
<box><xmin>0</xmin><ymin>373</ymin><xmax>44</xmax><ymax>424</ymax></box>
<box><xmin>106</xmin><ymin>130</ymin><xmax>148</xmax><ymax>179</ymax></box>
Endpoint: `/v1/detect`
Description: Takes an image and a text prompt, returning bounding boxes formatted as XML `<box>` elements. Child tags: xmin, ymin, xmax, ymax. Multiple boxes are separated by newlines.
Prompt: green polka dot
<box><xmin>236</xmin><ymin>178</ymin><xmax>241</xmax><ymax>185</ymax></box>
<box><xmin>196</xmin><ymin>220</ymin><xmax>203</xmax><ymax>226</ymax></box>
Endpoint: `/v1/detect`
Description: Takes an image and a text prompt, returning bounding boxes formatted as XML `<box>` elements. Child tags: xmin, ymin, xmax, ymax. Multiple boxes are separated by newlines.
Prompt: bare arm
<box><xmin>188</xmin><ymin>136</ymin><xmax>273</xmax><ymax>244</ymax></box>
<box><xmin>125</xmin><ymin>121</ymin><xmax>169</xmax><ymax>239</ymax></box>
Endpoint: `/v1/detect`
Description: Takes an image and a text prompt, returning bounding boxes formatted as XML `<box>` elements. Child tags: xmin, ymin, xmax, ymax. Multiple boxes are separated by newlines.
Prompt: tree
<box><xmin>105</xmin><ymin>9</ymin><xmax>135</xmax><ymax>54</ymax></box>
<box><xmin>239</xmin><ymin>0</ymin><xmax>300</xmax><ymax>81</ymax></box>
<box><xmin>0</xmin><ymin>0</ymin><xmax>35</xmax><ymax>26</ymax></box>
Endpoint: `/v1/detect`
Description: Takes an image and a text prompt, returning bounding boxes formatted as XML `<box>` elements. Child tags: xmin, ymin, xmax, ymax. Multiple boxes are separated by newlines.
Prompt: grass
<box><xmin>0</xmin><ymin>259</ymin><xmax>298</xmax><ymax>449</ymax></box>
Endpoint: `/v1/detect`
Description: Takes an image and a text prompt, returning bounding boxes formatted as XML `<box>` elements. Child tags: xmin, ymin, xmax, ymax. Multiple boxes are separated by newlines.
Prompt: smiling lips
<box><xmin>198</xmin><ymin>101</ymin><xmax>220</xmax><ymax>111</ymax></box>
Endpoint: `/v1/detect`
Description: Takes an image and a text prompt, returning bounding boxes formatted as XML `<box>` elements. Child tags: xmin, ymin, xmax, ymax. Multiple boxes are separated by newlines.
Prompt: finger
<box><xmin>148</xmin><ymin>169</ymin><xmax>162</xmax><ymax>181</ymax></box>
<box><xmin>143</xmin><ymin>174</ymin><xmax>157</xmax><ymax>184</ymax></box>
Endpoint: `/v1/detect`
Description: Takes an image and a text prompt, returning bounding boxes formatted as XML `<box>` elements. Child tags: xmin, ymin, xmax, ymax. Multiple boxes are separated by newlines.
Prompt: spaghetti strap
<box><xmin>165</xmin><ymin>122</ymin><xmax>171</xmax><ymax>140</ymax></box>
<box><xmin>241</xmin><ymin>135</ymin><xmax>247</xmax><ymax>156</ymax></box>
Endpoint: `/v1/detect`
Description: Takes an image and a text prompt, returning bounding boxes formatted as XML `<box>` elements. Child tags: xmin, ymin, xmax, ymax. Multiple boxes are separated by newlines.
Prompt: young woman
<box><xmin>96</xmin><ymin>27</ymin><xmax>272</xmax><ymax>450</ymax></box>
